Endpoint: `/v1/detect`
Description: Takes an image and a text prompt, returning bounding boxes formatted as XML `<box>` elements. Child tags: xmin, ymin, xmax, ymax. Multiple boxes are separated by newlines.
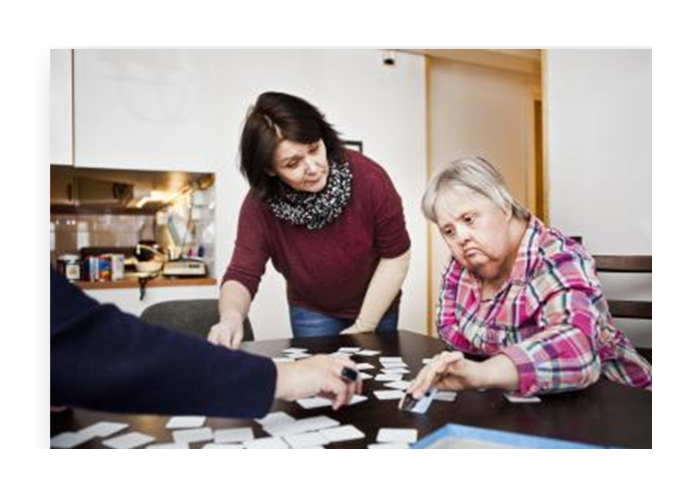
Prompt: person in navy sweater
<box><xmin>51</xmin><ymin>269</ymin><xmax>360</xmax><ymax>418</ymax></box>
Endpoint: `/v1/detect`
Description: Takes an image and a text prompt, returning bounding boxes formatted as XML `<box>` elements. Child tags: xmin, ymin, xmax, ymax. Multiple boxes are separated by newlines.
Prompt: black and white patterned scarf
<box><xmin>266</xmin><ymin>160</ymin><xmax>353</xmax><ymax>230</ymax></box>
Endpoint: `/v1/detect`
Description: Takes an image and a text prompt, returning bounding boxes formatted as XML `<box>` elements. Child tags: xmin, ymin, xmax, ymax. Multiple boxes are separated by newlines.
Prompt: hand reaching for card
<box><xmin>406</xmin><ymin>351</ymin><xmax>482</xmax><ymax>399</ymax></box>
<box><xmin>274</xmin><ymin>355</ymin><xmax>363</xmax><ymax>410</ymax></box>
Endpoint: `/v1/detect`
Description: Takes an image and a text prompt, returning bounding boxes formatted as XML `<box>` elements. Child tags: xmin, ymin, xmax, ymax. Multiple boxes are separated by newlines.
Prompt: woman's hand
<box><xmin>207</xmin><ymin>313</ymin><xmax>245</xmax><ymax>349</ymax></box>
<box><xmin>407</xmin><ymin>351</ymin><xmax>520</xmax><ymax>398</ymax></box>
<box><xmin>407</xmin><ymin>351</ymin><xmax>482</xmax><ymax>399</ymax></box>
<box><xmin>274</xmin><ymin>355</ymin><xmax>362</xmax><ymax>410</ymax></box>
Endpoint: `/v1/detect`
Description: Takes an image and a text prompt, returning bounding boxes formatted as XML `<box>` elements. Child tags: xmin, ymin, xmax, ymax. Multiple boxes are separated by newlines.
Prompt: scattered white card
<box><xmin>379</xmin><ymin>356</ymin><xmax>403</xmax><ymax>363</ymax></box>
<box><xmin>355</xmin><ymin>349</ymin><xmax>380</xmax><ymax>356</ymax></box>
<box><xmin>214</xmin><ymin>427</ymin><xmax>254</xmax><ymax>444</ymax></box>
<box><xmin>355</xmin><ymin>363</ymin><xmax>375</xmax><ymax>370</ymax></box>
<box><xmin>375</xmin><ymin>374</ymin><xmax>403</xmax><ymax>382</ymax></box>
<box><xmin>255</xmin><ymin>411</ymin><xmax>295</xmax><ymax>427</ymax></box>
<box><xmin>376</xmin><ymin>428</ymin><xmax>418</xmax><ymax>444</ymax></box>
<box><xmin>380</xmin><ymin>361</ymin><xmax>408</xmax><ymax>368</ymax></box>
<box><xmin>103</xmin><ymin>432</ymin><xmax>155</xmax><ymax>449</ymax></box>
<box><xmin>263</xmin><ymin>415</ymin><xmax>340</xmax><ymax>438</ymax></box>
<box><xmin>338</xmin><ymin>347</ymin><xmax>361</xmax><ymax>353</ymax></box>
<box><xmin>283</xmin><ymin>348</ymin><xmax>308</xmax><ymax>354</ymax></box>
<box><xmin>349</xmin><ymin>394</ymin><xmax>368</xmax><ymax>405</ymax></box>
<box><xmin>50</xmin><ymin>432</ymin><xmax>93</xmax><ymax>449</ymax></box>
<box><xmin>319</xmin><ymin>425</ymin><xmax>365</xmax><ymax>443</ymax></box>
<box><xmin>381</xmin><ymin>367</ymin><xmax>410</xmax><ymax>375</ymax></box>
<box><xmin>78</xmin><ymin>421</ymin><xmax>129</xmax><ymax>439</ymax></box>
<box><xmin>146</xmin><ymin>442</ymin><xmax>189</xmax><ymax>449</ymax></box>
<box><xmin>285</xmin><ymin>352</ymin><xmax>311</xmax><ymax>359</ymax></box>
<box><xmin>172</xmin><ymin>427</ymin><xmax>214</xmax><ymax>444</ymax></box>
<box><xmin>358</xmin><ymin>372</ymin><xmax>373</xmax><ymax>380</ymax></box>
<box><xmin>400</xmin><ymin>389</ymin><xmax>437</xmax><ymax>414</ymax></box>
<box><xmin>166</xmin><ymin>416</ymin><xmax>206</xmax><ymax>430</ymax></box>
<box><xmin>297</xmin><ymin>397</ymin><xmax>333</xmax><ymax>409</ymax></box>
<box><xmin>283</xmin><ymin>432</ymin><xmax>329</xmax><ymax>449</ymax></box>
<box><xmin>244</xmin><ymin>437</ymin><xmax>289</xmax><ymax>449</ymax></box>
<box><xmin>374</xmin><ymin>390</ymin><xmax>406</xmax><ymax>400</ymax></box>
<box><xmin>384</xmin><ymin>380</ymin><xmax>411</xmax><ymax>391</ymax></box>
<box><xmin>434</xmin><ymin>391</ymin><xmax>457</xmax><ymax>402</ymax></box>
<box><xmin>504</xmin><ymin>393</ymin><xmax>542</xmax><ymax>404</ymax></box>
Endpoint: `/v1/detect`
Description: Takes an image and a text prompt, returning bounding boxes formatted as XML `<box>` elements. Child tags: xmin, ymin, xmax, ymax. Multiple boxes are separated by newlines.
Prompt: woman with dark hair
<box><xmin>208</xmin><ymin>92</ymin><xmax>411</xmax><ymax>347</ymax></box>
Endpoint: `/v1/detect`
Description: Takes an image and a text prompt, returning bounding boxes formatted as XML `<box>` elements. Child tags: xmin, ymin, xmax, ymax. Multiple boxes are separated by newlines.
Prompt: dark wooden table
<box><xmin>51</xmin><ymin>331</ymin><xmax>652</xmax><ymax>448</ymax></box>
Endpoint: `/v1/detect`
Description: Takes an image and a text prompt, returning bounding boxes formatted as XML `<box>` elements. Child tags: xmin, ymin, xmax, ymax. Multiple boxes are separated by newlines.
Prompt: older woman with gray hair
<box><xmin>407</xmin><ymin>157</ymin><xmax>651</xmax><ymax>400</ymax></box>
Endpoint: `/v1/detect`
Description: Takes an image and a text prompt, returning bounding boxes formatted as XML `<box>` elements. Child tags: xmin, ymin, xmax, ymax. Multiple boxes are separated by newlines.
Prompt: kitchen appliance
<box><xmin>162</xmin><ymin>258</ymin><xmax>207</xmax><ymax>277</ymax></box>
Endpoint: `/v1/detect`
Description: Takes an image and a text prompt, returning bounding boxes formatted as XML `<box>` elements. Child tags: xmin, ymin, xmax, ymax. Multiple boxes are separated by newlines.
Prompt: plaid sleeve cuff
<box><xmin>500</xmin><ymin>344</ymin><xmax>540</xmax><ymax>396</ymax></box>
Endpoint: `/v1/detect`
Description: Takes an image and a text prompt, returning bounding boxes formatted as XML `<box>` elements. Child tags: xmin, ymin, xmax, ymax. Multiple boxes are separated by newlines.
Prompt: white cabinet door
<box><xmin>73</xmin><ymin>50</ymin><xmax>218</xmax><ymax>171</ymax></box>
<box><xmin>50</xmin><ymin>49</ymin><xmax>73</xmax><ymax>166</ymax></box>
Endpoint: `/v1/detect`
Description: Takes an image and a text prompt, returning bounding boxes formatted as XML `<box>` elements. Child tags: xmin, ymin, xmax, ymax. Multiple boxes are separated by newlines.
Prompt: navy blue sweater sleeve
<box><xmin>50</xmin><ymin>269</ymin><xmax>277</xmax><ymax>418</ymax></box>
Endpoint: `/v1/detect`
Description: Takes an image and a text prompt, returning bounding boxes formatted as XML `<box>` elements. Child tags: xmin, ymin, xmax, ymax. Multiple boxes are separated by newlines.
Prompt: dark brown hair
<box><xmin>239</xmin><ymin>92</ymin><xmax>345</xmax><ymax>199</ymax></box>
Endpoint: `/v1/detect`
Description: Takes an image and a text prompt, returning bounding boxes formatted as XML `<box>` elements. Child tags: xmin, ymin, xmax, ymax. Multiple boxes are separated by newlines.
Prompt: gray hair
<box><xmin>421</xmin><ymin>156</ymin><xmax>529</xmax><ymax>223</ymax></box>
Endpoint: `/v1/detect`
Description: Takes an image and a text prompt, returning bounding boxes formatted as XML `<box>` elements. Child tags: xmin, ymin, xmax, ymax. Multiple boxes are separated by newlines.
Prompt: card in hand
<box><xmin>399</xmin><ymin>389</ymin><xmax>438</xmax><ymax>414</ymax></box>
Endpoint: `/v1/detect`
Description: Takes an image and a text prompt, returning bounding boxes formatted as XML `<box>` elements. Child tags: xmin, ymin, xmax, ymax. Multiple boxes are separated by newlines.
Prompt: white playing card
<box><xmin>284</xmin><ymin>352</ymin><xmax>311</xmax><ymax>359</ymax></box>
<box><xmin>375</xmin><ymin>374</ymin><xmax>403</xmax><ymax>382</ymax></box>
<box><xmin>202</xmin><ymin>443</ymin><xmax>245</xmax><ymax>449</ymax></box>
<box><xmin>263</xmin><ymin>415</ymin><xmax>340</xmax><ymax>438</ymax></box>
<box><xmin>283</xmin><ymin>348</ymin><xmax>308</xmax><ymax>354</ymax></box>
<box><xmin>349</xmin><ymin>394</ymin><xmax>368</xmax><ymax>405</ymax></box>
<box><xmin>50</xmin><ymin>432</ymin><xmax>93</xmax><ymax>449</ymax></box>
<box><xmin>384</xmin><ymin>380</ymin><xmax>411</xmax><ymax>391</ymax></box>
<box><xmin>214</xmin><ymin>427</ymin><xmax>254</xmax><ymax>444</ymax></box>
<box><xmin>172</xmin><ymin>427</ymin><xmax>214</xmax><ymax>444</ymax></box>
<box><xmin>283</xmin><ymin>432</ymin><xmax>329</xmax><ymax>449</ymax></box>
<box><xmin>355</xmin><ymin>363</ymin><xmax>375</xmax><ymax>370</ymax></box>
<box><xmin>146</xmin><ymin>442</ymin><xmax>189</xmax><ymax>449</ymax></box>
<box><xmin>381</xmin><ymin>367</ymin><xmax>410</xmax><ymax>375</ymax></box>
<box><xmin>103</xmin><ymin>431</ymin><xmax>155</xmax><ymax>449</ymax></box>
<box><xmin>319</xmin><ymin>425</ymin><xmax>365</xmax><ymax>443</ymax></box>
<box><xmin>376</xmin><ymin>428</ymin><xmax>418</xmax><ymax>444</ymax></box>
<box><xmin>78</xmin><ymin>421</ymin><xmax>129</xmax><ymax>439</ymax></box>
<box><xmin>504</xmin><ymin>393</ymin><xmax>542</xmax><ymax>403</ymax></box>
<box><xmin>255</xmin><ymin>411</ymin><xmax>295</xmax><ymax>427</ymax></box>
<box><xmin>297</xmin><ymin>397</ymin><xmax>333</xmax><ymax>409</ymax></box>
<box><xmin>244</xmin><ymin>437</ymin><xmax>290</xmax><ymax>449</ymax></box>
<box><xmin>401</xmin><ymin>389</ymin><xmax>437</xmax><ymax>414</ymax></box>
<box><xmin>166</xmin><ymin>416</ymin><xmax>206</xmax><ymax>430</ymax></box>
<box><xmin>434</xmin><ymin>391</ymin><xmax>457</xmax><ymax>402</ymax></box>
<box><xmin>381</xmin><ymin>361</ymin><xmax>408</xmax><ymax>368</ymax></box>
<box><xmin>355</xmin><ymin>349</ymin><xmax>380</xmax><ymax>356</ymax></box>
<box><xmin>338</xmin><ymin>347</ymin><xmax>361</xmax><ymax>353</ymax></box>
<box><xmin>379</xmin><ymin>356</ymin><xmax>403</xmax><ymax>363</ymax></box>
<box><xmin>358</xmin><ymin>372</ymin><xmax>373</xmax><ymax>380</ymax></box>
<box><xmin>374</xmin><ymin>390</ymin><xmax>406</xmax><ymax>400</ymax></box>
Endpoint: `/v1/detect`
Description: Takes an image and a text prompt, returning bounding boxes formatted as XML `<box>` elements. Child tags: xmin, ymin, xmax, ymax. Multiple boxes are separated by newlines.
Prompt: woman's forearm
<box><xmin>354</xmin><ymin>249</ymin><xmax>411</xmax><ymax>330</ymax></box>
<box><xmin>218</xmin><ymin>280</ymin><xmax>253</xmax><ymax>325</ymax></box>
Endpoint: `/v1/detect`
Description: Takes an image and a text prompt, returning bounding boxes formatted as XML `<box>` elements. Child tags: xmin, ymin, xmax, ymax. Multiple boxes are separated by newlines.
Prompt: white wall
<box><xmin>50</xmin><ymin>49</ymin><xmax>72</xmax><ymax>165</ymax></box>
<box><xmin>72</xmin><ymin>49</ymin><xmax>428</xmax><ymax>340</ymax></box>
<box><xmin>545</xmin><ymin>49</ymin><xmax>652</xmax><ymax>347</ymax></box>
<box><xmin>428</xmin><ymin>58</ymin><xmax>539</xmax><ymax>330</ymax></box>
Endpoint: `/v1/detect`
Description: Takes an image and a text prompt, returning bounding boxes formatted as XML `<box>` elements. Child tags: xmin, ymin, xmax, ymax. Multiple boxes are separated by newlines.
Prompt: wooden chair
<box><xmin>593</xmin><ymin>255</ymin><xmax>652</xmax><ymax>364</ymax></box>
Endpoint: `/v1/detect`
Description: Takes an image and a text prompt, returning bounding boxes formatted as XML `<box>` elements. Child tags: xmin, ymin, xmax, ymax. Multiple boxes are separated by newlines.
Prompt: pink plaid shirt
<box><xmin>437</xmin><ymin>216</ymin><xmax>652</xmax><ymax>396</ymax></box>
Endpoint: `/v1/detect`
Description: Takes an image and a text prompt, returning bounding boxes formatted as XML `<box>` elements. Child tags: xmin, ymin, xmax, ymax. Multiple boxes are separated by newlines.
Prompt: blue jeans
<box><xmin>290</xmin><ymin>306</ymin><xmax>399</xmax><ymax>338</ymax></box>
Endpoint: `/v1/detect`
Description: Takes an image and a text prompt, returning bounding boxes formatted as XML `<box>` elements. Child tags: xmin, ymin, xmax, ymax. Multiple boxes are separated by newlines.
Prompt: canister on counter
<box><xmin>57</xmin><ymin>254</ymin><xmax>81</xmax><ymax>281</ymax></box>
<box><xmin>110</xmin><ymin>254</ymin><xmax>125</xmax><ymax>281</ymax></box>
<box><xmin>98</xmin><ymin>254</ymin><xmax>111</xmax><ymax>282</ymax></box>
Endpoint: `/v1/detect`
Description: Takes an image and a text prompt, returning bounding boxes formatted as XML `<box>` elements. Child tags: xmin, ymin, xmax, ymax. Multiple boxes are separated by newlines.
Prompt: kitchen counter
<box><xmin>75</xmin><ymin>276</ymin><xmax>217</xmax><ymax>290</ymax></box>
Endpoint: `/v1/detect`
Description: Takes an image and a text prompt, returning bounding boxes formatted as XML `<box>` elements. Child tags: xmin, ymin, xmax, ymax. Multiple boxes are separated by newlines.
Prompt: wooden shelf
<box><xmin>75</xmin><ymin>276</ymin><xmax>217</xmax><ymax>290</ymax></box>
